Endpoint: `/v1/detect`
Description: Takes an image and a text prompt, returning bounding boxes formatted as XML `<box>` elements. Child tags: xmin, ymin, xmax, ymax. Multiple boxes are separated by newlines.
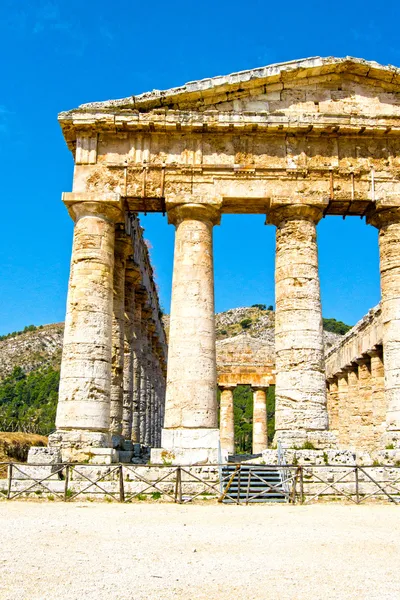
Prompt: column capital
<box><xmin>125</xmin><ymin>258</ymin><xmax>141</xmax><ymax>284</ymax></box>
<box><xmin>62</xmin><ymin>192</ymin><xmax>124</xmax><ymax>223</ymax></box>
<box><xmin>354</xmin><ymin>355</ymin><xmax>371</xmax><ymax>367</ymax></box>
<box><xmin>266</xmin><ymin>203</ymin><xmax>324</xmax><ymax>227</ymax></box>
<box><xmin>115</xmin><ymin>228</ymin><xmax>133</xmax><ymax>260</ymax></box>
<box><xmin>251</xmin><ymin>385</ymin><xmax>269</xmax><ymax>392</ymax></box>
<box><xmin>219</xmin><ymin>384</ymin><xmax>236</xmax><ymax>391</ymax></box>
<box><xmin>367</xmin><ymin>346</ymin><xmax>383</xmax><ymax>359</ymax></box>
<box><xmin>166</xmin><ymin>202</ymin><xmax>221</xmax><ymax>226</ymax></box>
<box><xmin>367</xmin><ymin>206</ymin><xmax>400</xmax><ymax>229</ymax></box>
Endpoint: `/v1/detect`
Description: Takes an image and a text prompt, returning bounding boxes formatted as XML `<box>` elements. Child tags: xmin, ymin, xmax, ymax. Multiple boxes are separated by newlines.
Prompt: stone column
<box><xmin>131</xmin><ymin>298</ymin><xmax>143</xmax><ymax>443</ymax></box>
<box><xmin>368</xmin><ymin>208</ymin><xmax>400</xmax><ymax>447</ymax></box>
<box><xmin>267</xmin><ymin>205</ymin><xmax>332</xmax><ymax>448</ymax></box>
<box><xmin>326</xmin><ymin>378</ymin><xmax>339</xmax><ymax>434</ymax></box>
<box><xmin>336</xmin><ymin>370</ymin><xmax>349</xmax><ymax>446</ymax></box>
<box><xmin>369</xmin><ymin>347</ymin><xmax>386</xmax><ymax>447</ymax></box>
<box><xmin>50</xmin><ymin>193</ymin><xmax>122</xmax><ymax>459</ymax></box>
<box><xmin>356</xmin><ymin>356</ymin><xmax>373</xmax><ymax>450</ymax></box>
<box><xmin>219</xmin><ymin>386</ymin><xmax>235</xmax><ymax>456</ymax></box>
<box><xmin>156</xmin><ymin>203</ymin><xmax>220</xmax><ymax>464</ymax></box>
<box><xmin>252</xmin><ymin>387</ymin><xmax>268</xmax><ymax>454</ymax></box>
<box><xmin>138</xmin><ymin>299</ymin><xmax>150</xmax><ymax>445</ymax></box>
<box><xmin>347</xmin><ymin>365</ymin><xmax>360</xmax><ymax>448</ymax></box>
<box><xmin>110</xmin><ymin>230</ymin><xmax>132</xmax><ymax>446</ymax></box>
<box><xmin>121</xmin><ymin>260</ymin><xmax>140</xmax><ymax>440</ymax></box>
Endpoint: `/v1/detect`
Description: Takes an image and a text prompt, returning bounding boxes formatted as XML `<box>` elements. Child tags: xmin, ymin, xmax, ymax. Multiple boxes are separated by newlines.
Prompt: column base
<box><xmin>150</xmin><ymin>428</ymin><xmax>221</xmax><ymax>465</ymax></box>
<box><xmin>48</xmin><ymin>429</ymin><xmax>113</xmax><ymax>462</ymax></box>
<box><xmin>274</xmin><ymin>429</ymin><xmax>338</xmax><ymax>450</ymax></box>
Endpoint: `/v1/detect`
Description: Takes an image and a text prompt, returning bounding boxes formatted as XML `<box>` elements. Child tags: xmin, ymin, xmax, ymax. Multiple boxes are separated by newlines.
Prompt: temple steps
<box><xmin>221</xmin><ymin>464</ymin><xmax>288</xmax><ymax>503</ymax></box>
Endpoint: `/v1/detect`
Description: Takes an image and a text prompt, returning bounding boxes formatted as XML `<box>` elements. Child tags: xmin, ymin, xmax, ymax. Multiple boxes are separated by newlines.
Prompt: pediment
<box><xmin>61</xmin><ymin>56</ymin><xmax>400</xmax><ymax>116</ymax></box>
<box><xmin>59</xmin><ymin>57</ymin><xmax>400</xmax><ymax>147</ymax></box>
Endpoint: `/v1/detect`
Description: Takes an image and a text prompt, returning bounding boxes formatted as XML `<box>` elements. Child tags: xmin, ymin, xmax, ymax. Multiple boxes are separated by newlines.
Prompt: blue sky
<box><xmin>1</xmin><ymin>0</ymin><xmax>398</xmax><ymax>335</ymax></box>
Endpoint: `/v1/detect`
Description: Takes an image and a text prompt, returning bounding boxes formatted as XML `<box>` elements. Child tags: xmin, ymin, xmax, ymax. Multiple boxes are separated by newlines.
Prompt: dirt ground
<box><xmin>0</xmin><ymin>502</ymin><xmax>399</xmax><ymax>600</ymax></box>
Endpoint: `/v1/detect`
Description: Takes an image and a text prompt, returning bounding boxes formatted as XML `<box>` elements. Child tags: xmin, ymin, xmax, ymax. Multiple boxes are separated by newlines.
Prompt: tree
<box><xmin>240</xmin><ymin>318</ymin><xmax>252</xmax><ymax>329</ymax></box>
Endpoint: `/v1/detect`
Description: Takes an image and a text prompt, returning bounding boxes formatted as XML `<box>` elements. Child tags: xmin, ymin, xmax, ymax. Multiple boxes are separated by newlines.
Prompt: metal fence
<box><xmin>0</xmin><ymin>462</ymin><xmax>399</xmax><ymax>504</ymax></box>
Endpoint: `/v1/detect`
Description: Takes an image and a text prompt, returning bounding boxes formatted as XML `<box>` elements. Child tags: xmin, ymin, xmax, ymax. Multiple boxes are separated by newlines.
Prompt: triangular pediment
<box><xmin>61</xmin><ymin>56</ymin><xmax>400</xmax><ymax>116</ymax></box>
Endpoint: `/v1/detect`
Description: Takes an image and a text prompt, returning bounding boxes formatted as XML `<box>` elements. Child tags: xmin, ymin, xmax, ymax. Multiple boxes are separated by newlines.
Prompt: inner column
<box><xmin>153</xmin><ymin>202</ymin><xmax>220</xmax><ymax>464</ymax></box>
<box><xmin>252</xmin><ymin>386</ymin><xmax>268</xmax><ymax>454</ymax></box>
<box><xmin>219</xmin><ymin>386</ymin><xmax>235</xmax><ymax>457</ymax></box>
<box><xmin>267</xmin><ymin>205</ymin><xmax>334</xmax><ymax>449</ymax></box>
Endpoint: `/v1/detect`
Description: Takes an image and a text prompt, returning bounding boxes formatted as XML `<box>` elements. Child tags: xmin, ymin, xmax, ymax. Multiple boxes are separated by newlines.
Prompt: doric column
<box><xmin>219</xmin><ymin>386</ymin><xmax>235</xmax><ymax>456</ymax></box>
<box><xmin>326</xmin><ymin>378</ymin><xmax>339</xmax><ymax>434</ymax></box>
<box><xmin>50</xmin><ymin>193</ymin><xmax>123</xmax><ymax>457</ymax></box>
<box><xmin>336</xmin><ymin>370</ymin><xmax>349</xmax><ymax>446</ymax></box>
<box><xmin>121</xmin><ymin>259</ymin><xmax>140</xmax><ymax>440</ymax></box>
<box><xmin>110</xmin><ymin>229</ymin><xmax>132</xmax><ymax>444</ymax></box>
<box><xmin>144</xmin><ymin>322</ymin><xmax>156</xmax><ymax>446</ymax></box>
<box><xmin>355</xmin><ymin>356</ymin><xmax>373</xmax><ymax>450</ymax></box>
<box><xmin>138</xmin><ymin>298</ymin><xmax>150</xmax><ymax>445</ymax></box>
<box><xmin>369</xmin><ymin>347</ymin><xmax>386</xmax><ymax>447</ymax></box>
<box><xmin>368</xmin><ymin>208</ymin><xmax>400</xmax><ymax>446</ymax></box>
<box><xmin>267</xmin><ymin>205</ymin><xmax>331</xmax><ymax>448</ymax></box>
<box><xmin>252</xmin><ymin>387</ymin><xmax>268</xmax><ymax>454</ymax></box>
<box><xmin>157</xmin><ymin>202</ymin><xmax>220</xmax><ymax>464</ymax></box>
<box><xmin>347</xmin><ymin>365</ymin><xmax>360</xmax><ymax>448</ymax></box>
<box><xmin>131</xmin><ymin>297</ymin><xmax>143</xmax><ymax>443</ymax></box>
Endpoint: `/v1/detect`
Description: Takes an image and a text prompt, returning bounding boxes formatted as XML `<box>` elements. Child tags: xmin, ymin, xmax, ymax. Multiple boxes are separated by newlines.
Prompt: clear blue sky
<box><xmin>1</xmin><ymin>0</ymin><xmax>398</xmax><ymax>335</ymax></box>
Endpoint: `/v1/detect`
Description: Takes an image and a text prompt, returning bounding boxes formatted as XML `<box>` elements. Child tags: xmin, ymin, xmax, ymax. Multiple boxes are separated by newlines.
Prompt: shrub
<box><xmin>240</xmin><ymin>318</ymin><xmax>252</xmax><ymax>329</ymax></box>
<box><xmin>267</xmin><ymin>305</ymin><xmax>273</xmax><ymax>311</ymax></box>
<box><xmin>302</xmin><ymin>441</ymin><xmax>316</xmax><ymax>450</ymax></box>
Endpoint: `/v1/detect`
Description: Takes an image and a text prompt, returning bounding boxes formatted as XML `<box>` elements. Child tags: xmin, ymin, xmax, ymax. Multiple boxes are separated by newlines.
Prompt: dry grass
<box><xmin>0</xmin><ymin>432</ymin><xmax>47</xmax><ymax>476</ymax></box>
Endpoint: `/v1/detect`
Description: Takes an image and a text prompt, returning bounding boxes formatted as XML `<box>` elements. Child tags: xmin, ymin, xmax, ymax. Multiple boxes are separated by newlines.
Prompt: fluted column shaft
<box><xmin>54</xmin><ymin>196</ymin><xmax>122</xmax><ymax>451</ymax></box>
<box><xmin>252</xmin><ymin>387</ymin><xmax>268</xmax><ymax>454</ymax></box>
<box><xmin>268</xmin><ymin>205</ymin><xmax>328</xmax><ymax>446</ymax></box>
<box><xmin>164</xmin><ymin>204</ymin><xmax>219</xmax><ymax>429</ymax></box>
<box><xmin>131</xmin><ymin>300</ymin><xmax>142</xmax><ymax>443</ymax></box>
<box><xmin>337</xmin><ymin>371</ymin><xmax>349</xmax><ymax>446</ymax></box>
<box><xmin>110</xmin><ymin>231</ymin><xmax>132</xmax><ymax>440</ymax></box>
<box><xmin>327</xmin><ymin>378</ymin><xmax>339</xmax><ymax>434</ymax></box>
<box><xmin>369</xmin><ymin>348</ymin><xmax>386</xmax><ymax>445</ymax></box>
<box><xmin>122</xmin><ymin>261</ymin><xmax>140</xmax><ymax>440</ymax></box>
<box><xmin>219</xmin><ymin>387</ymin><xmax>235</xmax><ymax>455</ymax></box>
<box><xmin>368</xmin><ymin>209</ymin><xmax>400</xmax><ymax>445</ymax></box>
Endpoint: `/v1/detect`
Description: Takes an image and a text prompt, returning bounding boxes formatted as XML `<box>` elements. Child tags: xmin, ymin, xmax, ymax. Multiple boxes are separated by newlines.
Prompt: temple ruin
<box><xmin>49</xmin><ymin>56</ymin><xmax>400</xmax><ymax>464</ymax></box>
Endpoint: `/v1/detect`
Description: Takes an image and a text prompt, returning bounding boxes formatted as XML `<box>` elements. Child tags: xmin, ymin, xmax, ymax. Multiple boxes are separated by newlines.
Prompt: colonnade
<box><xmin>327</xmin><ymin>347</ymin><xmax>385</xmax><ymax>451</ymax></box>
<box><xmin>51</xmin><ymin>193</ymin><xmax>400</xmax><ymax>463</ymax></box>
<box><xmin>219</xmin><ymin>385</ymin><xmax>269</xmax><ymax>456</ymax></box>
<box><xmin>50</xmin><ymin>195</ymin><xmax>167</xmax><ymax>461</ymax></box>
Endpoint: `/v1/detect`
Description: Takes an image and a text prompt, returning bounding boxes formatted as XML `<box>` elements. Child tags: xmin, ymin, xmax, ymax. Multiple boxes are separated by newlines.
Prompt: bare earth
<box><xmin>0</xmin><ymin>502</ymin><xmax>399</xmax><ymax>600</ymax></box>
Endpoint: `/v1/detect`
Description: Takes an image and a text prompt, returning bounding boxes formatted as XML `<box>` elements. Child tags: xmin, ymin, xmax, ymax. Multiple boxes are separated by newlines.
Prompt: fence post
<box><xmin>355</xmin><ymin>466</ymin><xmax>360</xmax><ymax>504</ymax></box>
<box><xmin>291</xmin><ymin>467</ymin><xmax>298</xmax><ymax>504</ymax></box>
<box><xmin>174</xmin><ymin>467</ymin><xmax>182</xmax><ymax>503</ymax></box>
<box><xmin>119</xmin><ymin>464</ymin><xmax>125</xmax><ymax>503</ymax></box>
<box><xmin>7</xmin><ymin>463</ymin><xmax>13</xmax><ymax>499</ymax></box>
<box><xmin>64</xmin><ymin>464</ymin><xmax>70</xmax><ymax>502</ymax></box>
<box><xmin>299</xmin><ymin>466</ymin><xmax>304</xmax><ymax>504</ymax></box>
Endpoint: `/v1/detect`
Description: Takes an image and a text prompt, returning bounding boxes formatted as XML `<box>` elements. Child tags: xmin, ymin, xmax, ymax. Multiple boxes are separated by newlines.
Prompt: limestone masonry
<box><xmin>42</xmin><ymin>56</ymin><xmax>400</xmax><ymax>464</ymax></box>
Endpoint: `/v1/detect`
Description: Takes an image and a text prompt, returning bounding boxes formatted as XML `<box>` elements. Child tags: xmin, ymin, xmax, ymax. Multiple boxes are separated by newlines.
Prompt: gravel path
<box><xmin>0</xmin><ymin>502</ymin><xmax>399</xmax><ymax>599</ymax></box>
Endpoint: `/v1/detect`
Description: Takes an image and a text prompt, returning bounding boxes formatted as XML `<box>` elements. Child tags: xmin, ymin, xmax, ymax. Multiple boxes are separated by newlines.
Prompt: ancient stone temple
<box><xmin>53</xmin><ymin>56</ymin><xmax>400</xmax><ymax>463</ymax></box>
